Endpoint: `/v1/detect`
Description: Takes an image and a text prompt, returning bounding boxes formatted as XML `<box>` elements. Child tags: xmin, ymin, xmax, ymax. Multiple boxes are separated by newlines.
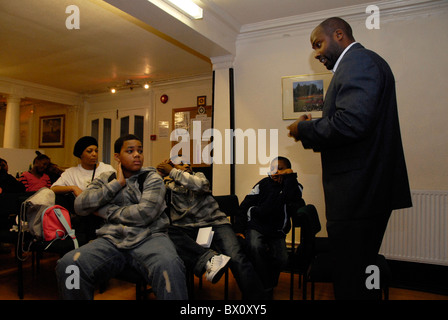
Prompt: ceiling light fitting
<box><xmin>163</xmin><ymin>0</ymin><xmax>203</xmax><ymax>20</ymax></box>
<box><xmin>109</xmin><ymin>79</ymin><xmax>150</xmax><ymax>94</ymax></box>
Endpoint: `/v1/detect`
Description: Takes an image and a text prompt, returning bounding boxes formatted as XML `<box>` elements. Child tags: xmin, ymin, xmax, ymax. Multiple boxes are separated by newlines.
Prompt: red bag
<box><xmin>41</xmin><ymin>205</ymin><xmax>78</xmax><ymax>248</ymax></box>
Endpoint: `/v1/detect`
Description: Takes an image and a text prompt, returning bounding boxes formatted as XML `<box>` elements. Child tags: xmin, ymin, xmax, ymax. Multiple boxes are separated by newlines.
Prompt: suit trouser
<box><xmin>326</xmin><ymin>210</ymin><xmax>391</xmax><ymax>300</ymax></box>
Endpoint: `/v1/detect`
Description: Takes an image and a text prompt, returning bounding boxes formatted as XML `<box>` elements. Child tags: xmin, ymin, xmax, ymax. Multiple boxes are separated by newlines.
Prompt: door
<box><xmin>87</xmin><ymin>108</ymin><xmax>148</xmax><ymax>165</ymax></box>
<box><xmin>87</xmin><ymin>111</ymin><xmax>115</xmax><ymax>165</ymax></box>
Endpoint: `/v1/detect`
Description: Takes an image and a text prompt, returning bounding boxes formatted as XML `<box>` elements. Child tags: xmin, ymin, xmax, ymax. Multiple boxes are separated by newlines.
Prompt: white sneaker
<box><xmin>205</xmin><ymin>254</ymin><xmax>231</xmax><ymax>284</ymax></box>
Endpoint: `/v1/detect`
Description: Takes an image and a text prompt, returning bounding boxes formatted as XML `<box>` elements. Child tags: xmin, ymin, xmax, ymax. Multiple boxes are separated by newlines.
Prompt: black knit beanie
<box><xmin>73</xmin><ymin>136</ymin><xmax>98</xmax><ymax>158</ymax></box>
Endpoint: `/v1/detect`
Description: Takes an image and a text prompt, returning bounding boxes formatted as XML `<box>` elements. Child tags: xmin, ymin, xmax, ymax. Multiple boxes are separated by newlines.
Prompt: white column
<box><xmin>211</xmin><ymin>55</ymin><xmax>234</xmax><ymax>195</ymax></box>
<box><xmin>3</xmin><ymin>95</ymin><xmax>22</xmax><ymax>148</ymax></box>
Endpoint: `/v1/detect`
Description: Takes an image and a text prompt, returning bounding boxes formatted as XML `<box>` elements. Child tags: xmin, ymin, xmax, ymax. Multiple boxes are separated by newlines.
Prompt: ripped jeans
<box><xmin>55</xmin><ymin>234</ymin><xmax>188</xmax><ymax>300</ymax></box>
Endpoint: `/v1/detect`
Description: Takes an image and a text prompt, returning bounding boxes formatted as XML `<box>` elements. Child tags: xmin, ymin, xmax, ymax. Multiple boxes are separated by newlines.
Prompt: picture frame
<box><xmin>282</xmin><ymin>72</ymin><xmax>333</xmax><ymax>120</ymax></box>
<box><xmin>39</xmin><ymin>114</ymin><xmax>65</xmax><ymax>148</ymax></box>
<box><xmin>197</xmin><ymin>95</ymin><xmax>206</xmax><ymax>107</ymax></box>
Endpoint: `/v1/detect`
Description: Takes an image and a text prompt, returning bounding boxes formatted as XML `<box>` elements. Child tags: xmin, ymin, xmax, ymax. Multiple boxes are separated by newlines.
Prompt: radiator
<box><xmin>380</xmin><ymin>190</ymin><xmax>448</xmax><ymax>266</ymax></box>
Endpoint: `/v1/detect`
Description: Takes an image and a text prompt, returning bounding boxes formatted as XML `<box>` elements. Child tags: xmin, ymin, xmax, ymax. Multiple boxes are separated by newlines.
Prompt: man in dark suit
<box><xmin>287</xmin><ymin>17</ymin><xmax>412</xmax><ymax>299</ymax></box>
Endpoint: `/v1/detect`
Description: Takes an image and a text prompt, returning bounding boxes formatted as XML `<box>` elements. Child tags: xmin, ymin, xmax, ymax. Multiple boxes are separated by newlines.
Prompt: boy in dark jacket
<box><xmin>235</xmin><ymin>156</ymin><xmax>305</xmax><ymax>296</ymax></box>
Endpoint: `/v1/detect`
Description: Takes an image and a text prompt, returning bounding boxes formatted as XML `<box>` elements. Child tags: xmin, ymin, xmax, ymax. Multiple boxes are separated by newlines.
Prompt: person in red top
<box><xmin>19</xmin><ymin>153</ymin><xmax>52</xmax><ymax>192</ymax></box>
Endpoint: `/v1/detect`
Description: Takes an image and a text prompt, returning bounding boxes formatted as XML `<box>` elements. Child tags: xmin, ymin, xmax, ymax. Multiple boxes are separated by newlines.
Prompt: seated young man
<box><xmin>234</xmin><ymin>156</ymin><xmax>305</xmax><ymax>297</ymax></box>
<box><xmin>55</xmin><ymin>134</ymin><xmax>188</xmax><ymax>300</ymax></box>
<box><xmin>157</xmin><ymin>156</ymin><xmax>266</xmax><ymax>300</ymax></box>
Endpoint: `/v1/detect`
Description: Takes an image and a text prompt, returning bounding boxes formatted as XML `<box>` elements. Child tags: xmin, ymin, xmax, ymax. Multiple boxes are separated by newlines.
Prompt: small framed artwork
<box><xmin>282</xmin><ymin>72</ymin><xmax>333</xmax><ymax>120</ymax></box>
<box><xmin>197</xmin><ymin>95</ymin><xmax>206</xmax><ymax>107</ymax></box>
<box><xmin>39</xmin><ymin>115</ymin><xmax>65</xmax><ymax>148</ymax></box>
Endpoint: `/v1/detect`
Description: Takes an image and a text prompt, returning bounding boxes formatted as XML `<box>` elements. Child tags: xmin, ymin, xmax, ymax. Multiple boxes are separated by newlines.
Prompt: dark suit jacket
<box><xmin>297</xmin><ymin>43</ymin><xmax>412</xmax><ymax>221</ymax></box>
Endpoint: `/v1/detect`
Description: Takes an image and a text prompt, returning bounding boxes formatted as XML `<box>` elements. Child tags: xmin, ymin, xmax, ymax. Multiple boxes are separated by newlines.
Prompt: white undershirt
<box><xmin>51</xmin><ymin>162</ymin><xmax>115</xmax><ymax>190</ymax></box>
<box><xmin>332</xmin><ymin>41</ymin><xmax>357</xmax><ymax>73</ymax></box>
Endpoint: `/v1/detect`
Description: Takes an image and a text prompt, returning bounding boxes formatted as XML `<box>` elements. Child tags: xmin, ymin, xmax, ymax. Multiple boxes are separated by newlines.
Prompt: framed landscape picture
<box><xmin>282</xmin><ymin>72</ymin><xmax>333</xmax><ymax>119</ymax></box>
<box><xmin>39</xmin><ymin>114</ymin><xmax>65</xmax><ymax>148</ymax></box>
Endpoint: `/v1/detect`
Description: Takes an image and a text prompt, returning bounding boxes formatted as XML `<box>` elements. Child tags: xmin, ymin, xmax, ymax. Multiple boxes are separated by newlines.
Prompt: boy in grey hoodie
<box><xmin>56</xmin><ymin>135</ymin><xmax>187</xmax><ymax>300</ymax></box>
<box><xmin>158</xmin><ymin>156</ymin><xmax>265</xmax><ymax>300</ymax></box>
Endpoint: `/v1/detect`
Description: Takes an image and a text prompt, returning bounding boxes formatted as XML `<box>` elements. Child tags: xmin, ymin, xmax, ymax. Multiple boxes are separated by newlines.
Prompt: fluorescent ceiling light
<box><xmin>165</xmin><ymin>0</ymin><xmax>203</xmax><ymax>19</ymax></box>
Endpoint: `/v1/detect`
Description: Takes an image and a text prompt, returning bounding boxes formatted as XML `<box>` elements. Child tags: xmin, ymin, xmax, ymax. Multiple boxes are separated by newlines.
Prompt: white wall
<box><xmin>232</xmin><ymin>9</ymin><xmax>448</xmax><ymax>236</ymax></box>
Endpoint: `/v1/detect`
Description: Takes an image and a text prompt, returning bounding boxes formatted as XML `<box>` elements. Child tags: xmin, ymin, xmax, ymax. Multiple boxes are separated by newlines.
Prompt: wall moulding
<box><xmin>0</xmin><ymin>76</ymin><xmax>82</xmax><ymax>106</ymax></box>
<box><xmin>237</xmin><ymin>0</ymin><xmax>448</xmax><ymax>42</ymax></box>
<box><xmin>211</xmin><ymin>55</ymin><xmax>235</xmax><ymax>70</ymax></box>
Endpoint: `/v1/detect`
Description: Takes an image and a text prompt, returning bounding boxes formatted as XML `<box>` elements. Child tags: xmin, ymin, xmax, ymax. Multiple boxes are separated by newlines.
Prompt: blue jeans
<box><xmin>168</xmin><ymin>226</ymin><xmax>215</xmax><ymax>277</ymax></box>
<box><xmin>169</xmin><ymin>224</ymin><xmax>266</xmax><ymax>300</ymax></box>
<box><xmin>55</xmin><ymin>234</ymin><xmax>188</xmax><ymax>300</ymax></box>
<box><xmin>245</xmin><ymin>229</ymin><xmax>288</xmax><ymax>291</ymax></box>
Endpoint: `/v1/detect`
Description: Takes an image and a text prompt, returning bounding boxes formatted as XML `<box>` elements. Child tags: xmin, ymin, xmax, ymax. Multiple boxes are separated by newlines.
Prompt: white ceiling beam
<box><xmin>104</xmin><ymin>0</ymin><xmax>238</xmax><ymax>57</ymax></box>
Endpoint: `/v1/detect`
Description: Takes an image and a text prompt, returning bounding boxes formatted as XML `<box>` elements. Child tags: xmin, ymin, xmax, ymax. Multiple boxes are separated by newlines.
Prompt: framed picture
<box><xmin>39</xmin><ymin>115</ymin><xmax>65</xmax><ymax>148</ymax></box>
<box><xmin>197</xmin><ymin>95</ymin><xmax>206</xmax><ymax>107</ymax></box>
<box><xmin>282</xmin><ymin>72</ymin><xmax>333</xmax><ymax>120</ymax></box>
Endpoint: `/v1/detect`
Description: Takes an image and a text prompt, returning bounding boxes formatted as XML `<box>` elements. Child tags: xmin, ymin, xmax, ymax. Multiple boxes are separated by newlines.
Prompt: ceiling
<box><xmin>0</xmin><ymin>0</ymin><xmax>374</xmax><ymax>96</ymax></box>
